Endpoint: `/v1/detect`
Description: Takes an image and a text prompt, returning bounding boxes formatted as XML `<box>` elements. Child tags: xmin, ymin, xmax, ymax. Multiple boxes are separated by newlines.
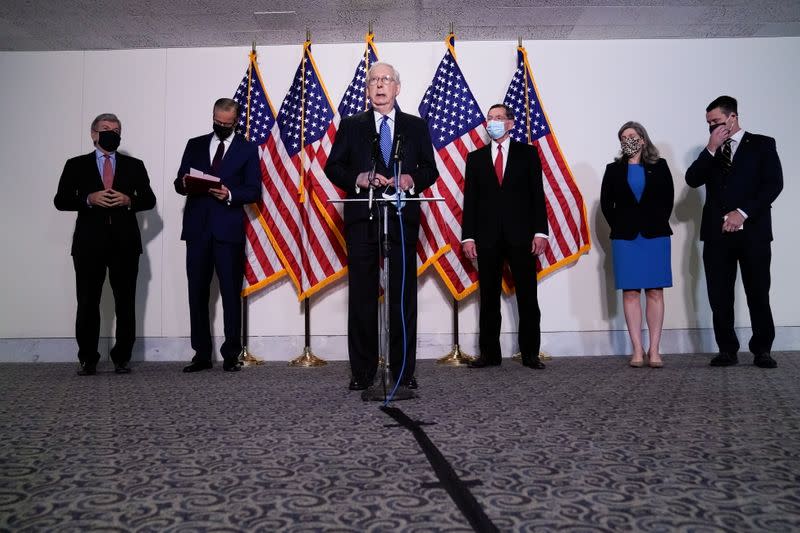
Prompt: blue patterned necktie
<box><xmin>379</xmin><ymin>115</ymin><xmax>391</xmax><ymax>167</ymax></box>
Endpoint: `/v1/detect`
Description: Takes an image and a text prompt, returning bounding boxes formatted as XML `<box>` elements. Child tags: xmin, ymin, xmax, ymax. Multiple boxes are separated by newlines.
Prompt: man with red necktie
<box><xmin>462</xmin><ymin>104</ymin><xmax>549</xmax><ymax>370</ymax></box>
<box><xmin>54</xmin><ymin>113</ymin><xmax>156</xmax><ymax>375</ymax></box>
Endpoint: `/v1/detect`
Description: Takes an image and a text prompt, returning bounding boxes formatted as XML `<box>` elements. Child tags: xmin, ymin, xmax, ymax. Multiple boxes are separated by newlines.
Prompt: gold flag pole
<box><xmin>437</xmin><ymin>298</ymin><xmax>474</xmax><ymax>365</ymax></box>
<box><xmin>239</xmin><ymin>41</ymin><xmax>264</xmax><ymax>367</ymax></box>
<box><xmin>289</xmin><ymin>297</ymin><xmax>327</xmax><ymax>367</ymax></box>
<box><xmin>287</xmin><ymin>32</ymin><xmax>326</xmax><ymax>367</ymax></box>
<box><xmin>513</xmin><ymin>37</ymin><xmax>551</xmax><ymax>363</ymax></box>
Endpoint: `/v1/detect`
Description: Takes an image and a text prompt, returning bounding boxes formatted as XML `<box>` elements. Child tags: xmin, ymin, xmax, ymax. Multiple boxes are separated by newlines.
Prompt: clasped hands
<box><xmin>722</xmin><ymin>210</ymin><xmax>745</xmax><ymax>232</ymax></box>
<box><xmin>88</xmin><ymin>189</ymin><xmax>131</xmax><ymax>208</ymax></box>
<box><xmin>356</xmin><ymin>171</ymin><xmax>414</xmax><ymax>192</ymax></box>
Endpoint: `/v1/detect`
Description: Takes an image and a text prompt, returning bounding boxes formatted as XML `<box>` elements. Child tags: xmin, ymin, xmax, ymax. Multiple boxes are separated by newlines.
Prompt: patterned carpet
<box><xmin>1</xmin><ymin>353</ymin><xmax>799</xmax><ymax>532</ymax></box>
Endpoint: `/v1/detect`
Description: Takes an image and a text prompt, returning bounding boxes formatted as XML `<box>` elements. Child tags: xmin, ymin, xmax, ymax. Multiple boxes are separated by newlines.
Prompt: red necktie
<box><xmin>102</xmin><ymin>155</ymin><xmax>114</xmax><ymax>189</ymax></box>
<box><xmin>494</xmin><ymin>144</ymin><xmax>504</xmax><ymax>185</ymax></box>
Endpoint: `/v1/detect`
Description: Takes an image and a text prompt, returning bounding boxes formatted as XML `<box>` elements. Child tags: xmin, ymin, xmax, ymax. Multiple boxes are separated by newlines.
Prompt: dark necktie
<box><xmin>102</xmin><ymin>155</ymin><xmax>114</xmax><ymax>189</ymax></box>
<box><xmin>211</xmin><ymin>139</ymin><xmax>225</xmax><ymax>175</ymax></box>
<box><xmin>720</xmin><ymin>139</ymin><xmax>732</xmax><ymax>174</ymax></box>
<box><xmin>379</xmin><ymin>115</ymin><xmax>391</xmax><ymax>167</ymax></box>
<box><xmin>495</xmin><ymin>144</ymin><xmax>504</xmax><ymax>185</ymax></box>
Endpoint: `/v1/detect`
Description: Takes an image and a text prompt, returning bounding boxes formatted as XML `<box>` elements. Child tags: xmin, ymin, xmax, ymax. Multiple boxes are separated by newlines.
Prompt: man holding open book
<box><xmin>174</xmin><ymin>98</ymin><xmax>261</xmax><ymax>373</ymax></box>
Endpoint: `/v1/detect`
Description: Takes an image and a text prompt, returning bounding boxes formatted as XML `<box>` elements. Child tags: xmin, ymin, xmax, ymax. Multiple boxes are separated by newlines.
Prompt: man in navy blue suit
<box><xmin>174</xmin><ymin>98</ymin><xmax>261</xmax><ymax>373</ymax></box>
<box><xmin>686</xmin><ymin>96</ymin><xmax>783</xmax><ymax>369</ymax></box>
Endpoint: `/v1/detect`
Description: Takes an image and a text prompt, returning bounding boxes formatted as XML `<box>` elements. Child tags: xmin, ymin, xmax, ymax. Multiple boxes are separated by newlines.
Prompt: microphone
<box><xmin>392</xmin><ymin>134</ymin><xmax>404</xmax><ymax>161</ymax></box>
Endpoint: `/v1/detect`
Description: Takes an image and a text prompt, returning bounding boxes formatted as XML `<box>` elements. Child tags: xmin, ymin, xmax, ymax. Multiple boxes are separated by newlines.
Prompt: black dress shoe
<box><xmin>183</xmin><ymin>361</ymin><xmax>213</xmax><ymax>373</ymax></box>
<box><xmin>222</xmin><ymin>360</ymin><xmax>242</xmax><ymax>372</ymax></box>
<box><xmin>114</xmin><ymin>362</ymin><xmax>131</xmax><ymax>374</ymax></box>
<box><xmin>521</xmin><ymin>356</ymin><xmax>546</xmax><ymax>369</ymax></box>
<box><xmin>348</xmin><ymin>378</ymin><xmax>369</xmax><ymax>391</ymax></box>
<box><xmin>77</xmin><ymin>363</ymin><xmax>97</xmax><ymax>376</ymax></box>
<box><xmin>753</xmin><ymin>353</ymin><xmax>777</xmax><ymax>369</ymax></box>
<box><xmin>468</xmin><ymin>356</ymin><xmax>501</xmax><ymax>368</ymax></box>
<box><xmin>709</xmin><ymin>352</ymin><xmax>738</xmax><ymax>367</ymax></box>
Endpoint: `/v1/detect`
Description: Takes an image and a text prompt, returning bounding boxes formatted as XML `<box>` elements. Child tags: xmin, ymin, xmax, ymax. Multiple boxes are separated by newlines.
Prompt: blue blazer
<box><xmin>685</xmin><ymin>132</ymin><xmax>783</xmax><ymax>242</ymax></box>
<box><xmin>174</xmin><ymin>133</ymin><xmax>261</xmax><ymax>244</ymax></box>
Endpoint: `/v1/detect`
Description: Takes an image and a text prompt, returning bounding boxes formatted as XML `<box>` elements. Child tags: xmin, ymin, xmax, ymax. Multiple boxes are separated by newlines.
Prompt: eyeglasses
<box><xmin>213</xmin><ymin>120</ymin><xmax>236</xmax><ymax>128</ymax></box>
<box><xmin>368</xmin><ymin>75</ymin><xmax>397</xmax><ymax>86</ymax></box>
<box><xmin>93</xmin><ymin>128</ymin><xmax>121</xmax><ymax>134</ymax></box>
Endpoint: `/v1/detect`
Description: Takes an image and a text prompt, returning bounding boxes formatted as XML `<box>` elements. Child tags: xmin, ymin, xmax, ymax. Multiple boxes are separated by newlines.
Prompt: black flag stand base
<box><xmin>437</xmin><ymin>298</ymin><xmax>475</xmax><ymax>366</ymax></box>
<box><xmin>239</xmin><ymin>296</ymin><xmax>264</xmax><ymax>366</ymax></box>
<box><xmin>288</xmin><ymin>298</ymin><xmax>327</xmax><ymax>367</ymax></box>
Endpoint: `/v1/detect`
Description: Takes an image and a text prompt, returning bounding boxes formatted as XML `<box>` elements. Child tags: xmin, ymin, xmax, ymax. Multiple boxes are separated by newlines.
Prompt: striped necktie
<box><xmin>720</xmin><ymin>139</ymin><xmax>732</xmax><ymax>174</ymax></box>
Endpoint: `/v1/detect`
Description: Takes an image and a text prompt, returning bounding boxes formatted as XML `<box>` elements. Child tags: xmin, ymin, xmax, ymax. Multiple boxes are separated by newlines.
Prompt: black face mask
<box><xmin>213</xmin><ymin>124</ymin><xmax>234</xmax><ymax>139</ymax></box>
<box><xmin>97</xmin><ymin>130</ymin><xmax>121</xmax><ymax>152</ymax></box>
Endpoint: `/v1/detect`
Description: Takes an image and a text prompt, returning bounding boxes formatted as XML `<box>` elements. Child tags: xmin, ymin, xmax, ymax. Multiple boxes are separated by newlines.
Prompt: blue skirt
<box><xmin>611</xmin><ymin>235</ymin><xmax>672</xmax><ymax>290</ymax></box>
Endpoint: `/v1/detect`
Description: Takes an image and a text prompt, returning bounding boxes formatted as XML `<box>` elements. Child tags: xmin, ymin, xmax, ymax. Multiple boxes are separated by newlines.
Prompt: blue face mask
<box><xmin>486</xmin><ymin>120</ymin><xmax>507</xmax><ymax>140</ymax></box>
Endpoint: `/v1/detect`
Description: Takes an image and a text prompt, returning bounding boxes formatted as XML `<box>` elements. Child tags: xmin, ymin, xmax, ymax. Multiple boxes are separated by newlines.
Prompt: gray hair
<box><xmin>91</xmin><ymin>113</ymin><xmax>121</xmax><ymax>131</ymax></box>
<box><xmin>366</xmin><ymin>62</ymin><xmax>401</xmax><ymax>85</ymax></box>
<box><xmin>214</xmin><ymin>97</ymin><xmax>239</xmax><ymax>115</ymax></box>
<box><xmin>615</xmin><ymin>120</ymin><xmax>660</xmax><ymax>165</ymax></box>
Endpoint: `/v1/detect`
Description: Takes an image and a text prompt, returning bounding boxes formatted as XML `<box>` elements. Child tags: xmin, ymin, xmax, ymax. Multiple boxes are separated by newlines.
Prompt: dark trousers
<box><xmin>186</xmin><ymin>237</ymin><xmax>244</xmax><ymax>363</ymax></box>
<box><xmin>73</xmin><ymin>252</ymin><xmax>140</xmax><ymax>366</ymax></box>
<box><xmin>346</xmin><ymin>228</ymin><xmax>418</xmax><ymax>384</ymax></box>
<box><xmin>703</xmin><ymin>235</ymin><xmax>774</xmax><ymax>355</ymax></box>
<box><xmin>476</xmin><ymin>240</ymin><xmax>541</xmax><ymax>361</ymax></box>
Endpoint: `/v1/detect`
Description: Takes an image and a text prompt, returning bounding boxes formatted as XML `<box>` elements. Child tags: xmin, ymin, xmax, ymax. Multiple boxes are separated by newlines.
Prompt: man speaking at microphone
<box><xmin>325</xmin><ymin>62</ymin><xmax>439</xmax><ymax>391</ymax></box>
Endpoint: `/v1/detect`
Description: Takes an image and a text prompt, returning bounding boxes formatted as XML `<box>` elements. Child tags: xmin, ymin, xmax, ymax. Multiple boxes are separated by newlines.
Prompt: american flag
<box><xmin>233</xmin><ymin>50</ymin><xmax>286</xmax><ymax>296</ymax></box>
<box><xmin>417</xmin><ymin>33</ymin><xmax>486</xmax><ymax>300</ymax></box>
<box><xmin>503</xmin><ymin>45</ymin><xmax>591</xmax><ymax>278</ymax></box>
<box><xmin>310</xmin><ymin>33</ymin><xmax>378</xmax><ymax>257</ymax></box>
<box><xmin>272</xmin><ymin>41</ymin><xmax>348</xmax><ymax>299</ymax></box>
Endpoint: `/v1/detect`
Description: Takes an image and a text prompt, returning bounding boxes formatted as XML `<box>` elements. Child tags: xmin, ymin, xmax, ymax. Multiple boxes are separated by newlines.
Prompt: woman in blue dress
<box><xmin>601</xmin><ymin>122</ymin><xmax>674</xmax><ymax>368</ymax></box>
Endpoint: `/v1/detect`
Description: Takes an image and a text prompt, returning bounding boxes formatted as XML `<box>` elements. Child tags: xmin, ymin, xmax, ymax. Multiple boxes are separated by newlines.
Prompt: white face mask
<box><xmin>486</xmin><ymin>120</ymin><xmax>507</xmax><ymax>140</ymax></box>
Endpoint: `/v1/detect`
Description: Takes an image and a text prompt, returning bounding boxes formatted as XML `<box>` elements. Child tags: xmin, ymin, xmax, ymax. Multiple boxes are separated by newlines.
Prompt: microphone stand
<box><xmin>329</xmin><ymin>183</ymin><xmax>443</xmax><ymax>404</ymax></box>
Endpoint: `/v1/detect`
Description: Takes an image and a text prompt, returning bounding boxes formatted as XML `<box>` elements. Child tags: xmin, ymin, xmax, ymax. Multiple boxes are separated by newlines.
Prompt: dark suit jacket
<box><xmin>600</xmin><ymin>158</ymin><xmax>674</xmax><ymax>240</ymax></box>
<box><xmin>685</xmin><ymin>132</ymin><xmax>783</xmax><ymax>242</ymax></box>
<box><xmin>54</xmin><ymin>151</ymin><xmax>156</xmax><ymax>256</ymax></box>
<box><xmin>324</xmin><ymin>109</ymin><xmax>439</xmax><ymax>243</ymax></box>
<box><xmin>461</xmin><ymin>141</ymin><xmax>548</xmax><ymax>247</ymax></box>
<box><xmin>174</xmin><ymin>133</ymin><xmax>261</xmax><ymax>244</ymax></box>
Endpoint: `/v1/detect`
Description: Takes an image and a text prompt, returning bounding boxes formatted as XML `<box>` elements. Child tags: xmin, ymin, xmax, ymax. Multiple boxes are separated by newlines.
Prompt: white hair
<box><xmin>366</xmin><ymin>62</ymin><xmax>401</xmax><ymax>84</ymax></box>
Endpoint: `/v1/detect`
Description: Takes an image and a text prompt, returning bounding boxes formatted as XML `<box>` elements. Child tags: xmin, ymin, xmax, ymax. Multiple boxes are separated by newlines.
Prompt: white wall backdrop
<box><xmin>1</xmin><ymin>36</ymin><xmax>798</xmax><ymax>362</ymax></box>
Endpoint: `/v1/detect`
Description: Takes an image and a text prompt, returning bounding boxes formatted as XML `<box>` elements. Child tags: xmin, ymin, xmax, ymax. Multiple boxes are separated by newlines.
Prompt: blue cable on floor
<box><xmin>385</xmin><ymin>161</ymin><xmax>408</xmax><ymax>406</ymax></box>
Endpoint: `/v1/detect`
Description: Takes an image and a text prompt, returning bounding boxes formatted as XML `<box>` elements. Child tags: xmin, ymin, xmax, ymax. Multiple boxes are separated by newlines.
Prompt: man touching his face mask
<box><xmin>686</xmin><ymin>95</ymin><xmax>784</xmax><ymax>369</ymax></box>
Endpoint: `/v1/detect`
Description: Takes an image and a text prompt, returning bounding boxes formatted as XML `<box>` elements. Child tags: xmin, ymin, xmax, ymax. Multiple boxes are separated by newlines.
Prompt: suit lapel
<box><xmin>733</xmin><ymin>131</ymin><xmax>752</xmax><ymax>164</ymax></box>
<box><xmin>85</xmin><ymin>151</ymin><xmax>103</xmax><ymax>188</ymax></box>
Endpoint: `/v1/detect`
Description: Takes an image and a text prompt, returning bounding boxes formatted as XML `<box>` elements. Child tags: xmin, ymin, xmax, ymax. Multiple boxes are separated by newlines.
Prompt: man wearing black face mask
<box><xmin>175</xmin><ymin>98</ymin><xmax>261</xmax><ymax>373</ymax></box>
<box><xmin>54</xmin><ymin>113</ymin><xmax>156</xmax><ymax>375</ymax></box>
<box><xmin>686</xmin><ymin>95</ymin><xmax>784</xmax><ymax>369</ymax></box>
